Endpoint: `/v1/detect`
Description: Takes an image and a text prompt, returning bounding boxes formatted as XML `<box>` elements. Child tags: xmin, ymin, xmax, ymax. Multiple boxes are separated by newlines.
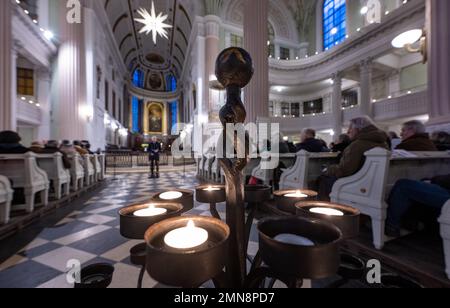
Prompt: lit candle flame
<box><xmin>285</xmin><ymin>190</ymin><xmax>308</xmax><ymax>198</ymax></box>
<box><xmin>309</xmin><ymin>207</ymin><xmax>344</xmax><ymax>217</ymax></box>
<box><xmin>164</xmin><ymin>220</ymin><xmax>209</xmax><ymax>249</ymax></box>
<box><xmin>134</xmin><ymin>205</ymin><xmax>168</xmax><ymax>217</ymax></box>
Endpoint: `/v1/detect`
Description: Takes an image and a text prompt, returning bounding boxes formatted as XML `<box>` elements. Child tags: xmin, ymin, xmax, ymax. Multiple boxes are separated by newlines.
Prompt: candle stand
<box><xmin>273</xmin><ymin>189</ymin><xmax>318</xmax><ymax>214</ymax></box>
<box><xmin>151</xmin><ymin>189</ymin><xmax>194</xmax><ymax>213</ymax></box>
<box><xmin>245</xmin><ymin>216</ymin><xmax>342</xmax><ymax>288</ymax></box>
<box><xmin>244</xmin><ymin>185</ymin><xmax>272</xmax><ymax>251</ymax></box>
<box><xmin>295</xmin><ymin>201</ymin><xmax>366</xmax><ymax>287</ymax></box>
<box><xmin>145</xmin><ymin>216</ymin><xmax>230</xmax><ymax>288</ymax></box>
<box><xmin>195</xmin><ymin>184</ymin><xmax>226</xmax><ymax>220</ymax></box>
<box><xmin>137</xmin><ymin>48</ymin><xmax>359</xmax><ymax>289</ymax></box>
<box><xmin>119</xmin><ymin>202</ymin><xmax>184</xmax><ymax>288</ymax></box>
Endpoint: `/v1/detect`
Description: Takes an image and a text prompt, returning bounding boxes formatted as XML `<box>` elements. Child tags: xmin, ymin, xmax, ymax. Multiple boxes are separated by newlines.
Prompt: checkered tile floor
<box><xmin>0</xmin><ymin>171</ymin><xmax>261</xmax><ymax>288</ymax></box>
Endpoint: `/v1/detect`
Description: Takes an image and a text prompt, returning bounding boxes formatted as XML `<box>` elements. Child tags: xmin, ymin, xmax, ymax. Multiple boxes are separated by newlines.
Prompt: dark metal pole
<box><xmin>215</xmin><ymin>48</ymin><xmax>254</xmax><ymax>288</ymax></box>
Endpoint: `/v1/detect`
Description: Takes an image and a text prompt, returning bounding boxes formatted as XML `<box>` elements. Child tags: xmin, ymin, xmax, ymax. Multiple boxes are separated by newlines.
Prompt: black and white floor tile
<box><xmin>0</xmin><ymin>171</ymin><xmax>261</xmax><ymax>288</ymax></box>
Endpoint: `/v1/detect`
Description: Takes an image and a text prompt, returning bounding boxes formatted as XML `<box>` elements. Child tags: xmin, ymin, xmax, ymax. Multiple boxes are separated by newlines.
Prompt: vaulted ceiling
<box><xmin>103</xmin><ymin>0</ymin><xmax>201</xmax><ymax>79</ymax></box>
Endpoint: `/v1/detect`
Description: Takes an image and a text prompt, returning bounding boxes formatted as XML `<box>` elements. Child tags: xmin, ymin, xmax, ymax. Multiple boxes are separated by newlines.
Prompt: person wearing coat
<box><xmin>395</xmin><ymin>120</ymin><xmax>437</xmax><ymax>151</ymax></box>
<box><xmin>318</xmin><ymin>117</ymin><xmax>390</xmax><ymax>200</ymax></box>
<box><xmin>148</xmin><ymin>136</ymin><xmax>162</xmax><ymax>178</ymax></box>
<box><xmin>0</xmin><ymin>131</ymin><xmax>29</xmax><ymax>154</ymax></box>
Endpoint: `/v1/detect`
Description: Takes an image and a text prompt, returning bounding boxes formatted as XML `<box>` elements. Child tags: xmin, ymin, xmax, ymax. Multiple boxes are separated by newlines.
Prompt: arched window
<box><xmin>166</xmin><ymin>74</ymin><xmax>177</xmax><ymax>92</ymax></box>
<box><xmin>323</xmin><ymin>0</ymin><xmax>346</xmax><ymax>50</ymax></box>
<box><xmin>132</xmin><ymin>68</ymin><xmax>144</xmax><ymax>88</ymax></box>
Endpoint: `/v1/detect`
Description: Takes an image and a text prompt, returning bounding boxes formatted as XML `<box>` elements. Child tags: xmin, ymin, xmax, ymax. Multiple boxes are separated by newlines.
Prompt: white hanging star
<box><xmin>134</xmin><ymin>1</ymin><xmax>173</xmax><ymax>44</ymax></box>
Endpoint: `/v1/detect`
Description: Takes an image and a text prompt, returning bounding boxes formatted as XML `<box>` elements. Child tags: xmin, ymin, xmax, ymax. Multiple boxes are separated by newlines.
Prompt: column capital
<box><xmin>331</xmin><ymin>72</ymin><xmax>343</xmax><ymax>84</ymax></box>
<box><xmin>360</xmin><ymin>58</ymin><xmax>374</xmax><ymax>72</ymax></box>
<box><xmin>204</xmin><ymin>15</ymin><xmax>221</xmax><ymax>38</ymax></box>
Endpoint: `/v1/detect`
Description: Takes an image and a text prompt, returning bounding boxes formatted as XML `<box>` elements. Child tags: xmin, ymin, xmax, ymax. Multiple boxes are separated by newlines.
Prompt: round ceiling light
<box><xmin>391</xmin><ymin>29</ymin><xmax>423</xmax><ymax>48</ymax></box>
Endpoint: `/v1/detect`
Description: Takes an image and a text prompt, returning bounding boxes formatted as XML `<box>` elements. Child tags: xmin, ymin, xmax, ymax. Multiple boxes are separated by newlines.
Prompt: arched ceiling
<box><xmin>103</xmin><ymin>0</ymin><xmax>202</xmax><ymax>78</ymax></box>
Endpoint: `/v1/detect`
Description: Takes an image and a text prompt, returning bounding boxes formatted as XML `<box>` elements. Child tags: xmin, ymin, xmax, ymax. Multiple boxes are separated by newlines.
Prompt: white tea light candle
<box><xmin>164</xmin><ymin>220</ymin><xmax>209</xmax><ymax>249</ymax></box>
<box><xmin>284</xmin><ymin>190</ymin><xmax>308</xmax><ymax>198</ymax></box>
<box><xmin>204</xmin><ymin>186</ymin><xmax>220</xmax><ymax>192</ymax></box>
<box><xmin>134</xmin><ymin>205</ymin><xmax>168</xmax><ymax>217</ymax></box>
<box><xmin>309</xmin><ymin>207</ymin><xmax>344</xmax><ymax>217</ymax></box>
<box><xmin>274</xmin><ymin>234</ymin><xmax>315</xmax><ymax>246</ymax></box>
<box><xmin>159</xmin><ymin>191</ymin><xmax>183</xmax><ymax>200</ymax></box>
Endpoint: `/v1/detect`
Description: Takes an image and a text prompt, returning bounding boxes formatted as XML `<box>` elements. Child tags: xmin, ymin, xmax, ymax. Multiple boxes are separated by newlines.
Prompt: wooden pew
<box><xmin>97</xmin><ymin>154</ymin><xmax>106</xmax><ymax>180</ymax></box>
<box><xmin>0</xmin><ymin>175</ymin><xmax>13</xmax><ymax>225</ymax></box>
<box><xmin>331</xmin><ymin>148</ymin><xmax>450</xmax><ymax>250</ymax></box>
<box><xmin>280</xmin><ymin>151</ymin><xmax>340</xmax><ymax>190</ymax></box>
<box><xmin>90</xmin><ymin>154</ymin><xmax>102</xmax><ymax>182</ymax></box>
<box><xmin>35</xmin><ymin>153</ymin><xmax>71</xmax><ymax>200</ymax></box>
<box><xmin>439</xmin><ymin>200</ymin><xmax>450</xmax><ymax>279</ymax></box>
<box><xmin>211</xmin><ymin>158</ymin><xmax>224</xmax><ymax>183</ymax></box>
<box><xmin>0</xmin><ymin>153</ymin><xmax>49</xmax><ymax>213</ymax></box>
<box><xmin>68</xmin><ymin>154</ymin><xmax>84</xmax><ymax>191</ymax></box>
<box><xmin>83</xmin><ymin>155</ymin><xmax>95</xmax><ymax>186</ymax></box>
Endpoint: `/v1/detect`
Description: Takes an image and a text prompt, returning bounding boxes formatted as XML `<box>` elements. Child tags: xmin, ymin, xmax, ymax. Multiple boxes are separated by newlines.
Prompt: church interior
<box><xmin>0</xmin><ymin>0</ymin><xmax>450</xmax><ymax>290</ymax></box>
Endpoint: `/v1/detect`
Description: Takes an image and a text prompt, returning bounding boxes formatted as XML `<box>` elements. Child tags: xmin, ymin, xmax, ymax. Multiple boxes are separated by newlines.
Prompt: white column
<box><xmin>332</xmin><ymin>73</ymin><xmax>343</xmax><ymax>139</ymax></box>
<box><xmin>36</xmin><ymin>69</ymin><xmax>51</xmax><ymax>140</ymax></box>
<box><xmin>244</xmin><ymin>0</ymin><xmax>269</xmax><ymax>123</ymax></box>
<box><xmin>204</xmin><ymin>15</ymin><xmax>221</xmax><ymax>120</ymax></box>
<box><xmin>427</xmin><ymin>0</ymin><xmax>450</xmax><ymax>128</ymax></box>
<box><xmin>0</xmin><ymin>0</ymin><xmax>15</xmax><ymax>131</ymax></box>
<box><xmin>10</xmin><ymin>41</ymin><xmax>19</xmax><ymax>132</ymax></box>
<box><xmin>274</xmin><ymin>44</ymin><xmax>281</xmax><ymax>59</ymax></box>
<box><xmin>360</xmin><ymin>59</ymin><xmax>373</xmax><ymax>117</ymax></box>
<box><xmin>51</xmin><ymin>1</ymin><xmax>88</xmax><ymax>141</ymax></box>
<box><xmin>37</xmin><ymin>0</ymin><xmax>49</xmax><ymax>29</ymax></box>
<box><xmin>388</xmin><ymin>70</ymin><xmax>400</xmax><ymax>97</ymax></box>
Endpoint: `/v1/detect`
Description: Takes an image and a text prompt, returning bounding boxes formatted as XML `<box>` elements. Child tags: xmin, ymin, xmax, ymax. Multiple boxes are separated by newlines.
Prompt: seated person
<box><xmin>386</xmin><ymin>175</ymin><xmax>450</xmax><ymax>237</ymax></box>
<box><xmin>60</xmin><ymin>140</ymin><xmax>78</xmax><ymax>155</ymax></box>
<box><xmin>332</xmin><ymin>134</ymin><xmax>351</xmax><ymax>153</ymax></box>
<box><xmin>29</xmin><ymin>141</ymin><xmax>46</xmax><ymax>153</ymax></box>
<box><xmin>0</xmin><ymin>131</ymin><xmax>29</xmax><ymax>154</ymax></box>
<box><xmin>45</xmin><ymin>140</ymin><xmax>72</xmax><ymax>169</ymax></box>
<box><xmin>388</xmin><ymin>131</ymin><xmax>402</xmax><ymax>150</ymax></box>
<box><xmin>81</xmin><ymin>140</ymin><xmax>94</xmax><ymax>155</ymax></box>
<box><xmin>317</xmin><ymin>117</ymin><xmax>390</xmax><ymax>199</ymax></box>
<box><xmin>73</xmin><ymin>140</ymin><xmax>89</xmax><ymax>155</ymax></box>
<box><xmin>396</xmin><ymin>120</ymin><xmax>437</xmax><ymax>151</ymax></box>
<box><xmin>296</xmin><ymin>129</ymin><xmax>327</xmax><ymax>153</ymax></box>
<box><xmin>431</xmin><ymin>131</ymin><xmax>450</xmax><ymax>151</ymax></box>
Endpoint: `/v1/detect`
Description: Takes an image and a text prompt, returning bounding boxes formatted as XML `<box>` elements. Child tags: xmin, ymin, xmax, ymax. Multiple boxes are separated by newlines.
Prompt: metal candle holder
<box><xmin>273</xmin><ymin>189</ymin><xmax>318</xmax><ymax>214</ymax></box>
<box><xmin>119</xmin><ymin>202</ymin><xmax>184</xmax><ymax>288</ymax></box>
<box><xmin>247</xmin><ymin>216</ymin><xmax>342</xmax><ymax>287</ymax></box>
<box><xmin>119</xmin><ymin>202</ymin><xmax>184</xmax><ymax>240</ymax></box>
<box><xmin>295</xmin><ymin>201</ymin><xmax>360</xmax><ymax>240</ymax></box>
<box><xmin>244</xmin><ymin>185</ymin><xmax>272</xmax><ymax>250</ymax></box>
<box><xmin>295</xmin><ymin>201</ymin><xmax>368</xmax><ymax>288</ymax></box>
<box><xmin>74</xmin><ymin>263</ymin><xmax>115</xmax><ymax>289</ymax></box>
<box><xmin>151</xmin><ymin>189</ymin><xmax>194</xmax><ymax>213</ymax></box>
<box><xmin>145</xmin><ymin>216</ymin><xmax>230</xmax><ymax>288</ymax></box>
<box><xmin>195</xmin><ymin>184</ymin><xmax>226</xmax><ymax>220</ymax></box>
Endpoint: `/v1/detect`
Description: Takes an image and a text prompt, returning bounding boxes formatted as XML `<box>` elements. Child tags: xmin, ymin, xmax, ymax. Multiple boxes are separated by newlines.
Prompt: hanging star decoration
<box><xmin>134</xmin><ymin>1</ymin><xmax>173</xmax><ymax>44</ymax></box>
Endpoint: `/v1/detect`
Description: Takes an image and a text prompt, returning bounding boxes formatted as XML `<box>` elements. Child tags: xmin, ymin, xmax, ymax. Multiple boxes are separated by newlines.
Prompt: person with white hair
<box><xmin>396</xmin><ymin>120</ymin><xmax>437</xmax><ymax>151</ymax></box>
<box><xmin>317</xmin><ymin>116</ymin><xmax>390</xmax><ymax>199</ymax></box>
<box><xmin>295</xmin><ymin>128</ymin><xmax>328</xmax><ymax>153</ymax></box>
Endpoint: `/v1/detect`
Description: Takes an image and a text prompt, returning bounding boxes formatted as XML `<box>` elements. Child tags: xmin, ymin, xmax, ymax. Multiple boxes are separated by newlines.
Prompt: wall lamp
<box><xmin>391</xmin><ymin>29</ymin><xmax>427</xmax><ymax>63</ymax></box>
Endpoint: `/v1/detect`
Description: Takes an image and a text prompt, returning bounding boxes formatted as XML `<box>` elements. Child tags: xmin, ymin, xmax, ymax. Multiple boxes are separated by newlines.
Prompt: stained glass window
<box><xmin>132</xmin><ymin>69</ymin><xmax>144</xmax><ymax>88</ymax></box>
<box><xmin>132</xmin><ymin>97</ymin><xmax>139</xmax><ymax>133</ymax></box>
<box><xmin>323</xmin><ymin>0</ymin><xmax>346</xmax><ymax>50</ymax></box>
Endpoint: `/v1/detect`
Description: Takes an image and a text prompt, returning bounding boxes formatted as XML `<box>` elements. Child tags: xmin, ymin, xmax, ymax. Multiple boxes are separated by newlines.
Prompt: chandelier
<box><xmin>135</xmin><ymin>1</ymin><xmax>172</xmax><ymax>44</ymax></box>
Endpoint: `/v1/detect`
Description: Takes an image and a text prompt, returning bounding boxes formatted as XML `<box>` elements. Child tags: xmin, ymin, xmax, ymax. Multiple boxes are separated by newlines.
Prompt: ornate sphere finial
<box><xmin>215</xmin><ymin>47</ymin><xmax>254</xmax><ymax>89</ymax></box>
